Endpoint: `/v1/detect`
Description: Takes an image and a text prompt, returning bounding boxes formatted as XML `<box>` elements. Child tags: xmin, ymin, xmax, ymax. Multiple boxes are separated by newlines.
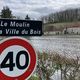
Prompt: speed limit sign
<box><xmin>0</xmin><ymin>37</ymin><xmax>37</xmax><ymax>80</ymax></box>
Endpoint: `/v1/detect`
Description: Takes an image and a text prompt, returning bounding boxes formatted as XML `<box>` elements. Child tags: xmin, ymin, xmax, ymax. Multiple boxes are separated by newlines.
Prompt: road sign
<box><xmin>0</xmin><ymin>19</ymin><xmax>42</xmax><ymax>36</ymax></box>
<box><xmin>0</xmin><ymin>37</ymin><xmax>37</xmax><ymax>80</ymax></box>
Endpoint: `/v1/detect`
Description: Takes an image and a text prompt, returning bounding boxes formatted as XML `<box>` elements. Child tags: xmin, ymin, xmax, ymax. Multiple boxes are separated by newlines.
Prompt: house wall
<box><xmin>67</xmin><ymin>27</ymin><xmax>80</xmax><ymax>34</ymax></box>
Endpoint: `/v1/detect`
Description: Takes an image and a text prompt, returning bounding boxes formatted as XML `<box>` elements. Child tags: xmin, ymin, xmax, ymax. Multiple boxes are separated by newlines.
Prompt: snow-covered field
<box><xmin>30</xmin><ymin>35</ymin><xmax>80</xmax><ymax>58</ymax></box>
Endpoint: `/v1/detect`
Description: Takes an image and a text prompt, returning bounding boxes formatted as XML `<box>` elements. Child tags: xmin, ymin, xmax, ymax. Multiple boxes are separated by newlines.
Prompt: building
<box><xmin>65</xmin><ymin>26</ymin><xmax>80</xmax><ymax>34</ymax></box>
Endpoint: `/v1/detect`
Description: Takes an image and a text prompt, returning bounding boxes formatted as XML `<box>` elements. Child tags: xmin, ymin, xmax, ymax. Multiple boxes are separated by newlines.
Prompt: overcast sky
<box><xmin>0</xmin><ymin>0</ymin><xmax>80</xmax><ymax>19</ymax></box>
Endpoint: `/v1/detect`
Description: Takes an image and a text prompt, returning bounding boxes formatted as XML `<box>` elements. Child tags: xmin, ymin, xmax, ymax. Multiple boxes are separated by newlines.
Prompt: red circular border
<box><xmin>0</xmin><ymin>37</ymin><xmax>37</xmax><ymax>80</ymax></box>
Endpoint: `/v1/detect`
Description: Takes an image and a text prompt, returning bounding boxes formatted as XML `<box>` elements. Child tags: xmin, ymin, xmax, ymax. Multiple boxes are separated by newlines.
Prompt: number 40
<box><xmin>0</xmin><ymin>50</ymin><xmax>29</xmax><ymax>71</ymax></box>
